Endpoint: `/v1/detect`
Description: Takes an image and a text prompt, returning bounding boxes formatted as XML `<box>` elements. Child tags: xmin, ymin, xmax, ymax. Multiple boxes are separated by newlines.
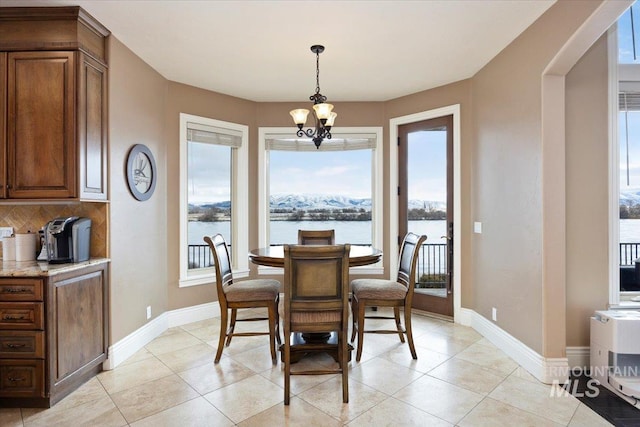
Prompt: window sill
<box><xmin>610</xmin><ymin>300</ymin><xmax>640</xmax><ymax>310</ymax></box>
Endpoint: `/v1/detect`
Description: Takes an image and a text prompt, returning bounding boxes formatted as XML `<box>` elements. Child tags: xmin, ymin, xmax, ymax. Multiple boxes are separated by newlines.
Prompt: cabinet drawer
<box><xmin>0</xmin><ymin>303</ymin><xmax>43</xmax><ymax>330</ymax></box>
<box><xmin>0</xmin><ymin>331</ymin><xmax>44</xmax><ymax>358</ymax></box>
<box><xmin>0</xmin><ymin>279</ymin><xmax>43</xmax><ymax>302</ymax></box>
<box><xmin>0</xmin><ymin>359</ymin><xmax>44</xmax><ymax>397</ymax></box>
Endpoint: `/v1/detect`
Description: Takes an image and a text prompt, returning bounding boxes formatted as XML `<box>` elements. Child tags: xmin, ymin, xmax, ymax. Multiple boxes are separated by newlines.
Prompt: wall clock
<box><xmin>126</xmin><ymin>144</ymin><xmax>157</xmax><ymax>201</ymax></box>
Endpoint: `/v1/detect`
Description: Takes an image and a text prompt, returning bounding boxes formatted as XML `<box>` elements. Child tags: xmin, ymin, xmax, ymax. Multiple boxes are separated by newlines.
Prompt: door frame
<box><xmin>390</xmin><ymin>104</ymin><xmax>461</xmax><ymax>321</ymax></box>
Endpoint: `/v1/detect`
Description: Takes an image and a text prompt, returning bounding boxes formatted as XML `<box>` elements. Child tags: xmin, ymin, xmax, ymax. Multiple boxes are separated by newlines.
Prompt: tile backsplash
<box><xmin>0</xmin><ymin>202</ymin><xmax>108</xmax><ymax>258</ymax></box>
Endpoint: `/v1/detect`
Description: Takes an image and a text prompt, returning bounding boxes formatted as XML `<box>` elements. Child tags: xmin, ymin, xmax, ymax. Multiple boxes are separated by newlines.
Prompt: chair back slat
<box><xmin>297</xmin><ymin>229</ymin><xmax>336</xmax><ymax>245</ymax></box>
<box><xmin>396</xmin><ymin>233</ymin><xmax>427</xmax><ymax>289</ymax></box>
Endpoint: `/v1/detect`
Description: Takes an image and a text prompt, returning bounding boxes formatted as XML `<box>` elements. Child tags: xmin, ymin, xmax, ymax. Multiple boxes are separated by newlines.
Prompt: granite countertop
<box><xmin>0</xmin><ymin>258</ymin><xmax>110</xmax><ymax>277</ymax></box>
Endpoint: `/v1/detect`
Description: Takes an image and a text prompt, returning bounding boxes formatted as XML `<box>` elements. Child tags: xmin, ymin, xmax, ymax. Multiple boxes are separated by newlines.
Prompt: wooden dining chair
<box><xmin>281</xmin><ymin>244</ymin><xmax>351</xmax><ymax>405</ymax></box>
<box><xmin>350</xmin><ymin>232</ymin><xmax>427</xmax><ymax>361</ymax></box>
<box><xmin>297</xmin><ymin>229</ymin><xmax>335</xmax><ymax>245</ymax></box>
<box><xmin>204</xmin><ymin>234</ymin><xmax>281</xmax><ymax>364</ymax></box>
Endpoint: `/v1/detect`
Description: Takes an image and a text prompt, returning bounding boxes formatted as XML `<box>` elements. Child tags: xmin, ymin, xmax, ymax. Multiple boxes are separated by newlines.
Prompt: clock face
<box><xmin>133</xmin><ymin>152</ymin><xmax>153</xmax><ymax>193</ymax></box>
<box><xmin>126</xmin><ymin>144</ymin><xmax>157</xmax><ymax>201</ymax></box>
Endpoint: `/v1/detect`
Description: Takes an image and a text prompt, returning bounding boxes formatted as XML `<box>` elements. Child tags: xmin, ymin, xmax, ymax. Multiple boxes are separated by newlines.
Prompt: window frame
<box><xmin>257</xmin><ymin>126</ymin><xmax>384</xmax><ymax>276</ymax></box>
<box><xmin>179</xmin><ymin>113</ymin><xmax>249</xmax><ymax>287</ymax></box>
<box><xmin>609</xmin><ymin>20</ymin><xmax>640</xmax><ymax>306</ymax></box>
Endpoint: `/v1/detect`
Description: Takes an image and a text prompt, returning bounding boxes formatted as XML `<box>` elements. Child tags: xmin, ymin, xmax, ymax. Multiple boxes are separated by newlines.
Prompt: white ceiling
<box><xmin>0</xmin><ymin>0</ymin><xmax>555</xmax><ymax>102</ymax></box>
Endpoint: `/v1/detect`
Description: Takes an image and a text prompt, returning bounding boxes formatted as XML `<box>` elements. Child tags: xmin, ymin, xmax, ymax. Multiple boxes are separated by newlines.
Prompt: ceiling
<box><xmin>0</xmin><ymin>0</ymin><xmax>555</xmax><ymax>102</ymax></box>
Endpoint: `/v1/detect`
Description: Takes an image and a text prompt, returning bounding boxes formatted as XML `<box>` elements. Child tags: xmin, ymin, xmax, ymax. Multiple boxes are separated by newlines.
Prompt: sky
<box><xmin>619</xmin><ymin>3</ymin><xmax>640</xmax><ymax>192</ymax></box>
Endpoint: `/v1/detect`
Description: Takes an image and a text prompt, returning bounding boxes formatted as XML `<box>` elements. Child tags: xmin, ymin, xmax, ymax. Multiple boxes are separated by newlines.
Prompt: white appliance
<box><xmin>591</xmin><ymin>310</ymin><xmax>640</xmax><ymax>407</ymax></box>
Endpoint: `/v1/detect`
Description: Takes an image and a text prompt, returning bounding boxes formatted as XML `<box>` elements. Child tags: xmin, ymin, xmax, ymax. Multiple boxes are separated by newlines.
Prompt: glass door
<box><xmin>399</xmin><ymin>115</ymin><xmax>453</xmax><ymax>317</ymax></box>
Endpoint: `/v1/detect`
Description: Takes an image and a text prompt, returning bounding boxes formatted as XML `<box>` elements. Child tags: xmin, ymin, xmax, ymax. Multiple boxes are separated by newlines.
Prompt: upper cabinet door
<box><xmin>7</xmin><ymin>51</ymin><xmax>77</xmax><ymax>199</ymax></box>
<box><xmin>0</xmin><ymin>53</ymin><xmax>6</xmax><ymax>200</ymax></box>
<box><xmin>78</xmin><ymin>53</ymin><xmax>107</xmax><ymax>200</ymax></box>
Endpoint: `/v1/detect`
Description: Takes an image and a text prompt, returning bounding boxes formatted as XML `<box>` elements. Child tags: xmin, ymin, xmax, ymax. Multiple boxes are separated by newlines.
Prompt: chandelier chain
<box><xmin>316</xmin><ymin>50</ymin><xmax>321</xmax><ymax>95</ymax></box>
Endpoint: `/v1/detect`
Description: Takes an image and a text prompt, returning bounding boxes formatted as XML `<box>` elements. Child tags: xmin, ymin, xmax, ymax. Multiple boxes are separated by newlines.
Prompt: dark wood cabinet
<box><xmin>0</xmin><ymin>261</ymin><xmax>109</xmax><ymax>407</ymax></box>
<box><xmin>0</xmin><ymin>7</ymin><xmax>109</xmax><ymax>201</ymax></box>
<box><xmin>7</xmin><ymin>51</ymin><xmax>76</xmax><ymax>198</ymax></box>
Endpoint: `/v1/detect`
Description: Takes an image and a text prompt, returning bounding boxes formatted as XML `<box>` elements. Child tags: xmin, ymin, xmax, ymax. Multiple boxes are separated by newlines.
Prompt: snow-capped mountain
<box><xmin>191</xmin><ymin>194</ymin><xmax>445</xmax><ymax>211</ymax></box>
<box><xmin>620</xmin><ymin>189</ymin><xmax>640</xmax><ymax>206</ymax></box>
<box><xmin>270</xmin><ymin>194</ymin><xmax>371</xmax><ymax>210</ymax></box>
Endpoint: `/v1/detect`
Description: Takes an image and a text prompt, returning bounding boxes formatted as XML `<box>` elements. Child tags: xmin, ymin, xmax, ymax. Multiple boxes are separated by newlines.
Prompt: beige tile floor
<box><xmin>0</xmin><ymin>308</ymin><xmax>613</xmax><ymax>426</ymax></box>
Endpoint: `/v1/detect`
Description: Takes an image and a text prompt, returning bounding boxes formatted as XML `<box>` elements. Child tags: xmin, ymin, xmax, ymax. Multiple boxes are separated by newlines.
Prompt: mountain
<box><xmin>620</xmin><ymin>189</ymin><xmax>640</xmax><ymax>206</ymax></box>
<box><xmin>270</xmin><ymin>194</ymin><xmax>371</xmax><ymax>210</ymax></box>
<box><xmin>191</xmin><ymin>194</ymin><xmax>445</xmax><ymax>211</ymax></box>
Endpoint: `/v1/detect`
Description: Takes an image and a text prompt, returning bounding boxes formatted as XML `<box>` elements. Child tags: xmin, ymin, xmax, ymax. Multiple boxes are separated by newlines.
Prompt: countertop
<box><xmin>0</xmin><ymin>257</ymin><xmax>110</xmax><ymax>277</ymax></box>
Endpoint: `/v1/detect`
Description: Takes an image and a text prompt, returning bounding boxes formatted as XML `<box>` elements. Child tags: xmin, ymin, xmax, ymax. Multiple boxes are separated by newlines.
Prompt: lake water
<box><xmin>189</xmin><ymin>220</ymin><xmax>447</xmax><ymax>245</ymax></box>
<box><xmin>190</xmin><ymin>219</ymin><xmax>640</xmax><ymax>245</ymax></box>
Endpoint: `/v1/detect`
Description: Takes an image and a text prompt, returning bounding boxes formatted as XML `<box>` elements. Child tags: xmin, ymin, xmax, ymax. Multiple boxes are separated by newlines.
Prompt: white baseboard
<box><xmin>103</xmin><ymin>302</ymin><xmax>219</xmax><ymax>370</ymax></box>
<box><xmin>459</xmin><ymin>308</ymin><xmax>569</xmax><ymax>384</ymax></box>
<box><xmin>168</xmin><ymin>302</ymin><xmax>220</xmax><ymax>328</ymax></box>
<box><xmin>566</xmin><ymin>346</ymin><xmax>590</xmax><ymax>370</ymax></box>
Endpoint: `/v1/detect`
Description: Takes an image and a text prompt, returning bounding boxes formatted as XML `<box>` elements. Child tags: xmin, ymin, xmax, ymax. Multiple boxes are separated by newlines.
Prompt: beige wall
<box><xmin>104</xmin><ymin>0</ymin><xmax>624</xmax><ymax>355</ymax></box>
<box><xmin>164</xmin><ymin>82</ymin><xmax>256</xmax><ymax>310</ymax></box>
<box><xmin>109</xmin><ymin>37</ymin><xmax>169</xmax><ymax>342</ymax></box>
<box><xmin>470</xmin><ymin>0</ymin><xmax>605</xmax><ymax>354</ymax></box>
<box><xmin>565</xmin><ymin>34</ymin><xmax>610</xmax><ymax>347</ymax></box>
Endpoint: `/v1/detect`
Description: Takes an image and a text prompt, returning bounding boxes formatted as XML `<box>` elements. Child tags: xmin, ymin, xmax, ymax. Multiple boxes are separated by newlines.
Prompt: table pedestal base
<box><xmin>280</xmin><ymin>332</ymin><xmax>353</xmax><ymax>363</ymax></box>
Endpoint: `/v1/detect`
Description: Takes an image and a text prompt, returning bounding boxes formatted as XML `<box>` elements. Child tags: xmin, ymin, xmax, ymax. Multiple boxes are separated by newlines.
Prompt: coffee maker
<box><xmin>45</xmin><ymin>217</ymin><xmax>91</xmax><ymax>264</ymax></box>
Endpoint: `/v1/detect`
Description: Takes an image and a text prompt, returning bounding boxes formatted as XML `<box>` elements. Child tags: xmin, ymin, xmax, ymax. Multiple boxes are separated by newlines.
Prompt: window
<box><xmin>179</xmin><ymin>113</ymin><xmax>249</xmax><ymax>287</ymax></box>
<box><xmin>610</xmin><ymin>2</ymin><xmax>640</xmax><ymax>303</ymax></box>
<box><xmin>258</xmin><ymin>127</ymin><xmax>383</xmax><ymax>274</ymax></box>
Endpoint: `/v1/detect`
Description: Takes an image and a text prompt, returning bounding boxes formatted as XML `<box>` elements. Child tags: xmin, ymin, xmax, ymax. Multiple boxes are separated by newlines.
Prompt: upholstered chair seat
<box><xmin>350</xmin><ymin>279</ymin><xmax>408</xmax><ymax>300</ymax></box>
<box><xmin>224</xmin><ymin>279</ymin><xmax>280</xmax><ymax>302</ymax></box>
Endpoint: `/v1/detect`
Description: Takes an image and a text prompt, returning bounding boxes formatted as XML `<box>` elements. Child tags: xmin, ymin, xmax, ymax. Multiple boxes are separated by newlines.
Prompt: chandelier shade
<box><xmin>290</xmin><ymin>45</ymin><xmax>337</xmax><ymax>149</ymax></box>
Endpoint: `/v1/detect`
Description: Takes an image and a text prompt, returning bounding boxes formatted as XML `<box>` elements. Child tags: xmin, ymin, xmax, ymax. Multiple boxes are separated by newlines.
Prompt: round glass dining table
<box><xmin>249</xmin><ymin>245</ymin><xmax>382</xmax><ymax>268</ymax></box>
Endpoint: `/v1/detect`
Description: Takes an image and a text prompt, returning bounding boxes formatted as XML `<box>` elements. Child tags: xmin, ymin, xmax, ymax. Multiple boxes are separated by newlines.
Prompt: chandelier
<box><xmin>290</xmin><ymin>45</ymin><xmax>337</xmax><ymax>149</ymax></box>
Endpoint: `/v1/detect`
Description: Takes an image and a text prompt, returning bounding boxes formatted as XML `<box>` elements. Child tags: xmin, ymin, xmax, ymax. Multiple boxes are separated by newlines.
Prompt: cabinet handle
<box><xmin>8</xmin><ymin>376</ymin><xmax>25</xmax><ymax>382</ymax></box>
<box><xmin>6</xmin><ymin>343</ymin><xmax>26</xmax><ymax>348</ymax></box>
<box><xmin>1</xmin><ymin>288</ymin><xmax>29</xmax><ymax>294</ymax></box>
<box><xmin>2</xmin><ymin>315</ymin><xmax>26</xmax><ymax>321</ymax></box>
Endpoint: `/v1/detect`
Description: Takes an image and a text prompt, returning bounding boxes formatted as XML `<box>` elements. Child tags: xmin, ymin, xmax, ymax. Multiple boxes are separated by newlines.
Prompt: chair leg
<box><xmin>268</xmin><ymin>303</ymin><xmax>277</xmax><ymax>364</ymax></box>
<box><xmin>356</xmin><ymin>299</ymin><xmax>366</xmax><ymax>362</ymax></box>
<box><xmin>350</xmin><ymin>297</ymin><xmax>358</xmax><ymax>343</ymax></box>
<box><xmin>404</xmin><ymin>307</ymin><xmax>417</xmax><ymax>359</ymax></box>
<box><xmin>215</xmin><ymin>307</ymin><xmax>228</xmax><ymax>363</ymax></box>
<box><xmin>394</xmin><ymin>306</ymin><xmax>405</xmax><ymax>343</ymax></box>
<box><xmin>225</xmin><ymin>308</ymin><xmax>237</xmax><ymax>347</ymax></box>
<box><xmin>275</xmin><ymin>296</ymin><xmax>282</xmax><ymax>347</ymax></box>
<box><xmin>340</xmin><ymin>329</ymin><xmax>349</xmax><ymax>403</ymax></box>
<box><xmin>284</xmin><ymin>326</ymin><xmax>291</xmax><ymax>405</ymax></box>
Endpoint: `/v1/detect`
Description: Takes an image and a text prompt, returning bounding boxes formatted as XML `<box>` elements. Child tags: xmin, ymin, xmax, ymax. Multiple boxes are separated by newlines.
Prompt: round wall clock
<box><xmin>126</xmin><ymin>144</ymin><xmax>157</xmax><ymax>201</ymax></box>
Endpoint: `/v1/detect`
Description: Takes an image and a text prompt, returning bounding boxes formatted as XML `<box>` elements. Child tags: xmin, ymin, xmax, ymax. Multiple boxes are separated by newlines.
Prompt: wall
<box><xmin>164</xmin><ymin>82</ymin><xmax>256</xmax><ymax>310</ymax></box>
<box><xmin>101</xmin><ymin>0</ymin><xmax>623</xmax><ymax>356</ymax></box>
<box><xmin>109</xmin><ymin>37</ymin><xmax>169</xmax><ymax>343</ymax></box>
<box><xmin>471</xmin><ymin>0</ymin><xmax>604</xmax><ymax>355</ymax></box>
<box><xmin>565</xmin><ymin>34</ymin><xmax>610</xmax><ymax>346</ymax></box>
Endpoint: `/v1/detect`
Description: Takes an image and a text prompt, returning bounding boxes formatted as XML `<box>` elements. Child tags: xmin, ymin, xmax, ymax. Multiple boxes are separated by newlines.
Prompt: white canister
<box><xmin>15</xmin><ymin>233</ymin><xmax>37</xmax><ymax>262</ymax></box>
<box><xmin>2</xmin><ymin>236</ymin><xmax>15</xmax><ymax>261</ymax></box>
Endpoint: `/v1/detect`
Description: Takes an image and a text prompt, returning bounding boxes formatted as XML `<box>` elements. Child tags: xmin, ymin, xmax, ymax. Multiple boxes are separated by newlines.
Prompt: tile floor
<box><xmin>0</xmin><ymin>308</ymin><xmax>618</xmax><ymax>426</ymax></box>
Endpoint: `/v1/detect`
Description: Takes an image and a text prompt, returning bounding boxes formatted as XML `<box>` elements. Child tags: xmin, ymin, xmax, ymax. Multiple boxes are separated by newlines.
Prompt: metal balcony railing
<box><xmin>620</xmin><ymin>243</ymin><xmax>640</xmax><ymax>266</ymax></box>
